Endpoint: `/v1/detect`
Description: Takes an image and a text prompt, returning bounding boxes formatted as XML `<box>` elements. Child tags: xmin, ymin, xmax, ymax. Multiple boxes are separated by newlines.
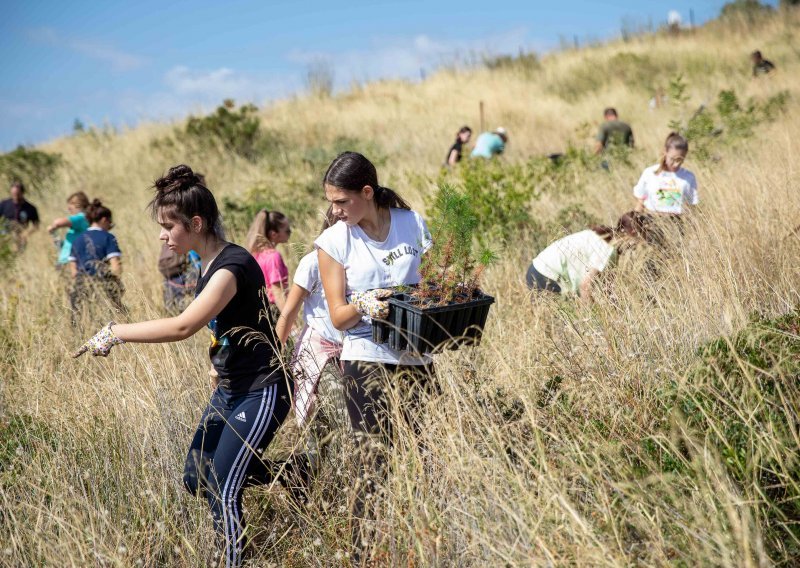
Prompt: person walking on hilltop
<box><xmin>444</xmin><ymin>125</ymin><xmax>472</xmax><ymax>167</ymax></box>
<box><xmin>751</xmin><ymin>50</ymin><xmax>776</xmax><ymax>78</ymax></box>
<box><xmin>0</xmin><ymin>181</ymin><xmax>39</xmax><ymax>251</ymax></box>
<box><xmin>47</xmin><ymin>191</ymin><xmax>90</xmax><ymax>269</ymax></box>
<box><xmin>471</xmin><ymin>127</ymin><xmax>508</xmax><ymax>159</ymax></box>
<box><xmin>73</xmin><ymin>165</ymin><xmax>292</xmax><ymax>568</ymax></box>
<box><xmin>316</xmin><ymin>151</ymin><xmax>435</xmax><ymax>555</ymax></box>
<box><xmin>67</xmin><ymin>199</ymin><xmax>126</xmax><ymax>325</ymax></box>
<box><xmin>594</xmin><ymin>107</ymin><xmax>634</xmax><ymax>155</ymax></box>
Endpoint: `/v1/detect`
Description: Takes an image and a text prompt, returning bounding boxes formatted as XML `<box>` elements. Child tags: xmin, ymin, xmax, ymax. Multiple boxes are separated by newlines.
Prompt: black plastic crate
<box><xmin>371</xmin><ymin>290</ymin><xmax>494</xmax><ymax>354</ymax></box>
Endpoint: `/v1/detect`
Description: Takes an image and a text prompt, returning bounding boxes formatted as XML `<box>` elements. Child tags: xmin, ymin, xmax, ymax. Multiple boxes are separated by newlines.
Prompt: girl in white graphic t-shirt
<box><xmin>315</xmin><ymin>151</ymin><xmax>434</xmax><ymax>553</ymax></box>
<box><xmin>633</xmin><ymin>132</ymin><xmax>698</xmax><ymax>216</ymax></box>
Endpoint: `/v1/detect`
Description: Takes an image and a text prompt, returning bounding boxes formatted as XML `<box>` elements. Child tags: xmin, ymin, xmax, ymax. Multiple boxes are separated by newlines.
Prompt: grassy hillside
<box><xmin>1</xmin><ymin>6</ymin><xmax>799</xmax><ymax>566</ymax></box>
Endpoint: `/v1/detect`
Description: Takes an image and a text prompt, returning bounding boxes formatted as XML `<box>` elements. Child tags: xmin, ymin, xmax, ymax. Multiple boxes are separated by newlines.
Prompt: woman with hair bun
<box><xmin>73</xmin><ymin>165</ymin><xmax>290</xmax><ymax>568</ymax></box>
<box><xmin>67</xmin><ymin>198</ymin><xmax>125</xmax><ymax>321</ymax></box>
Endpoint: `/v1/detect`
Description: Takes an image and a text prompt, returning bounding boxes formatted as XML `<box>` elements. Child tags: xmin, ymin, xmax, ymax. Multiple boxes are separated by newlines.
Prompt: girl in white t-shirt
<box><xmin>277</xmin><ymin>212</ymin><xmax>344</xmax><ymax>428</ymax></box>
<box><xmin>527</xmin><ymin>212</ymin><xmax>648</xmax><ymax>303</ymax></box>
<box><xmin>315</xmin><ymin>151</ymin><xmax>433</xmax><ymax>549</ymax></box>
<box><xmin>633</xmin><ymin>132</ymin><xmax>698</xmax><ymax>216</ymax></box>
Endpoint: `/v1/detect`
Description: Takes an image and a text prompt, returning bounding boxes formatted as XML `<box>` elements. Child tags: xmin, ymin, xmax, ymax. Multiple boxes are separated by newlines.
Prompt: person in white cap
<box><xmin>471</xmin><ymin>127</ymin><xmax>508</xmax><ymax>159</ymax></box>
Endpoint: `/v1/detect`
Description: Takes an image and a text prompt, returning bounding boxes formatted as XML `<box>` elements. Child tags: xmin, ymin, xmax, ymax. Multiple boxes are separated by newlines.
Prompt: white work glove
<box><xmin>73</xmin><ymin>322</ymin><xmax>125</xmax><ymax>358</ymax></box>
<box><xmin>350</xmin><ymin>288</ymin><xmax>394</xmax><ymax>320</ymax></box>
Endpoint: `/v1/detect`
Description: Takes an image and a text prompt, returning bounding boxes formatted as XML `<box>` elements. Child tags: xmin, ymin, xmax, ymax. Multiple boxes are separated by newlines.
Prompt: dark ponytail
<box><xmin>149</xmin><ymin>164</ymin><xmax>222</xmax><ymax>237</ymax></box>
<box><xmin>322</xmin><ymin>151</ymin><xmax>410</xmax><ymax>211</ymax></box>
<box><xmin>86</xmin><ymin>199</ymin><xmax>112</xmax><ymax>224</ymax></box>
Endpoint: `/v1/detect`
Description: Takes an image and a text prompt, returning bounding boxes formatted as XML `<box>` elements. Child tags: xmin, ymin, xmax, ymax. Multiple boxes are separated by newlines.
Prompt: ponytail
<box><xmin>86</xmin><ymin>199</ymin><xmax>112</xmax><ymax>224</ymax></box>
<box><xmin>245</xmin><ymin>209</ymin><xmax>287</xmax><ymax>252</ymax></box>
<box><xmin>323</xmin><ymin>151</ymin><xmax>411</xmax><ymax>211</ymax></box>
<box><xmin>656</xmin><ymin>132</ymin><xmax>689</xmax><ymax>174</ymax></box>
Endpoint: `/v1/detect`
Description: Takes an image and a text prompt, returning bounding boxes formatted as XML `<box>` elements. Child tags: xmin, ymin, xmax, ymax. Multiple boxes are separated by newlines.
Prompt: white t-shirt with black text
<box><xmin>293</xmin><ymin>251</ymin><xmax>342</xmax><ymax>344</ymax></box>
<box><xmin>532</xmin><ymin>230</ymin><xmax>615</xmax><ymax>295</ymax></box>
<box><xmin>632</xmin><ymin>164</ymin><xmax>698</xmax><ymax>215</ymax></box>
<box><xmin>314</xmin><ymin>208</ymin><xmax>432</xmax><ymax>364</ymax></box>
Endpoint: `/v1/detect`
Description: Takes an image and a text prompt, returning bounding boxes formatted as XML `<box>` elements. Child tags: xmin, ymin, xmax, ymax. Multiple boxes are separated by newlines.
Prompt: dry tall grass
<box><xmin>1</xmin><ymin>8</ymin><xmax>799</xmax><ymax>567</ymax></box>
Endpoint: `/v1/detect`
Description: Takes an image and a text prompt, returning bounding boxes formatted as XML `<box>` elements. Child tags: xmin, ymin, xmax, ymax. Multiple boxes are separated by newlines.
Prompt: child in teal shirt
<box><xmin>47</xmin><ymin>191</ymin><xmax>90</xmax><ymax>265</ymax></box>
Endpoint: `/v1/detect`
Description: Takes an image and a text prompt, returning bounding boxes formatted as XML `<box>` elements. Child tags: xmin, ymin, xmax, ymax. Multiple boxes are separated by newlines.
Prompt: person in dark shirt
<box><xmin>73</xmin><ymin>165</ymin><xmax>291</xmax><ymax>568</ymax></box>
<box><xmin>0</xmin><ymin>181</ymin><xmax>39</xmax><ymax>251</ymax></box>
<box><xmin>751</xmin><ymin>50</ymin><xmax>775</xmax><ymax>77</ymax></box>
<box><xmin>67</xmin><ymin>199</ymin><xmax>125</xmax><ymax>322</ymax></box>
<box><xmin>444</xmin><ymin>125</ymin><xmax>472</xmax><ymax>167</ymax></box>
<box><xmin>594</xmin><ymin>108</ymin><xmax>634</xmax><ymax>155</ymax></box>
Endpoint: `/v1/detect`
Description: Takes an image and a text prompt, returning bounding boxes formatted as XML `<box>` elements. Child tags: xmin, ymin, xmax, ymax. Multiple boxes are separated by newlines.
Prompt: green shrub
<box><xmin>660</xmin><ymin>310</ymin><xmax>800</xmax><ymax>557</ymax></box>
<box><xmin>183</xmin><ymin>99</ymin><xmax>280</xmax><ymax>162</ymax></box>
<box><xmin>222</xmin><ymin>179</ymin><xmax>320</xmax><ymax>235</ymax></box>
<box><xmin>484</xmin><ymin>51</ymin><xmax>541</xmax><ymax>78</ymax></box>
<box><xmin>670</xmin><ymin>86</ymin><xmax>789</xmax><ymax>161</ymax></box>
<box><xmin>302</xmin><ymin>135</ymin><xmax>387</xmax><ymax>175</ymax></box>
<box><xmin>0</xmin><ymin>146</ymin><xmax>62</xmax><ymax>194</ymax></box>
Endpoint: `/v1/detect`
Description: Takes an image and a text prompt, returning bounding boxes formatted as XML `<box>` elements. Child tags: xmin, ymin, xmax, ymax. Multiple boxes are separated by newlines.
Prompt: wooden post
<box><xmin>479</xmin><ymin>101</ymin><xmax>485</xmax><ymax>133</ymax></box>
<box><xmin>689</xmin><ymin>9</ymin><xmax>695</xmax><ymax>29</ymax></box>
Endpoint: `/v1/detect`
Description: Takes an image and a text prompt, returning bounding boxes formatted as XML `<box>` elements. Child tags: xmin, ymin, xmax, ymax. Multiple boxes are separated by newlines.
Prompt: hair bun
<box><xmin>155</xmin><ymin>164</ymin><xmax>200</xmax><ymax>192</ymax></box>
<box><xmin>90</xmin><ymin>198</ymin><xmax>104</xmax><ymax>208</ymax></box>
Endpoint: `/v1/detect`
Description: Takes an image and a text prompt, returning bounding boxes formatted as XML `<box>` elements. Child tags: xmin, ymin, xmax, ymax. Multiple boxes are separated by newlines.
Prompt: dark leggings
<box><xmin>340</xmin><ymin>360</ymin><xmax>435</xmax><ymax>440</ymax></box>
<box><xmin>526</xmin><ymin>264</ymin><xmax>562</xmax><ymax>293</ymax></box>
<box><xmin>183</xmin><ymin>379</ymin><xmax>291</xmax><ymax>568</ymax></box>
<box><xmin>340</xmin><ymin>361</ymin><xmax>435</xmax><ymax>554</ymax></box>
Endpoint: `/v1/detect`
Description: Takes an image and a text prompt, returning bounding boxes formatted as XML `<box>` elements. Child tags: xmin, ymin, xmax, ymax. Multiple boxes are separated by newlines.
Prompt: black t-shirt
<box><xmin>195</xmin><ymin>243</ymin><xmax>282</xmax><ymax>393</ymax></box>
<box><xmin>0</xmin><ymin>198</ymin><xmax>39</xmax><ymax>227</ymax></box>
<box><xmin>445</xmin><ymin>140</ymin><xmax>464</xmax><ymax>164</ymax></box>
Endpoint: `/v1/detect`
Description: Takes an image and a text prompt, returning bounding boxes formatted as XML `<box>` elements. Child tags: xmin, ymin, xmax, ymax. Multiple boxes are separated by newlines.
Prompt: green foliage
<box><xmin>669</xmin><ymin>86</ymin><xmax>789</xmax><ymax>161</ymax></box>
<box><xmin>720</xmin><ymin>0</ymin><xmax>774</xmax><ymax>19</ymax></box>
<box><xmin>0</xmin><ymin>146</ymin><xmax>62</xmax><ymax>194</ymax></box>
<box><xmin>0</xmin><ymin>414</ymin><xmax>57</xmax><ymax>486</ymax></box>
<box><xmin>484</xmin><ymin>51</ymin><xmax>541</xmax><ymax>78</ymax></box>
<box><xmin>549</xmin><ymin>52</ymin><xmax>671</xmax><ymax>101</ymax></box>
<box><xmin>0</xmin><ymin>233</ymin><xmax>14</xmax><ymax>272</ymax></box>
<box><xmin>662</xmin><ymin>310</ymin><xmax>800</xmax><ymax>555</ymax></box>
<box><xmin>418</xmin><ymin>183</ymin><xmax>496</xmax><ymax>303</ymax></box>
<box><xmin>222</xmin><ymin>180</ymin><xmax>320</xmax><ymax>236</ymax></box>
<box><xmin>302</xmin><ymin>135</ymin><xmax>387</xmax><ymax>175</ymax></box>
<box><xmin>452</xmin><ymin>159</ymin><xmax>537</xmax><ymax>243</ymax></box>
<box><xmin>545</xmin><ymin>204</ymin><xmax>602</xmax><ymax>241</ymax></box>
<box><xmin>184</xmin><ymin>99</ymin><xmax>279</xmax><ymax>162</ymax></box>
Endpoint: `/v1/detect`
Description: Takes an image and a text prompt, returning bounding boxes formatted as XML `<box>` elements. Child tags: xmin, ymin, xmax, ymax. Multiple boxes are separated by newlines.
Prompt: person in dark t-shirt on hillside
<box><xmin>594</xmin><ymin>108</ymin><xmax>634</xmax><ymax>155</ymax></box>
<box><xmin>751</xmin><ymin>50</ymin><xmax>775</xmax><ymax>78</ymax></box>
<box><xmin>72</xmin><ymin>165</ymin><xmax>291</xmax><ymax>568</ymax></box>
<box><xmin>444</xmin><ymin>125</ymin><xmax>472</xmax><ymax>167</ymax></box>
<box><xmin>0</xmin><ymin>181</ymin><xmax>39</xmax><ymax>251</ymax></box>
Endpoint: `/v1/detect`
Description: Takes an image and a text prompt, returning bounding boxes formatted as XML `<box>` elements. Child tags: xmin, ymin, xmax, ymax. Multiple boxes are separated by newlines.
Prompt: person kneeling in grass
<box><xmin>73</xmin><ymin>164</ymin><xmax>290</xmax><ymax>568</ymax></box>
<box><xmin>526</xmin><ymin>212</ymin><xmax>648</xmax><ymax>304</ymax></box>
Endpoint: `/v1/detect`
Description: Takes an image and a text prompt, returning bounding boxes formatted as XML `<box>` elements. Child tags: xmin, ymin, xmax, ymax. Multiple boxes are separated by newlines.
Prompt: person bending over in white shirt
<box><xmin>527</xmin><ymin>212</ymin><xmax>648</xmax><ymax>304</ymax></box>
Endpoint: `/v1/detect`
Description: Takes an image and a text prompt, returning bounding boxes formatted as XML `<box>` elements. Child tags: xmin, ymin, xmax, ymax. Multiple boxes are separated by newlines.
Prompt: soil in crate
<box><xmin>372</xmin><ymin>291</ymin><xmax>494</xmax><ymax>353</ymax></box>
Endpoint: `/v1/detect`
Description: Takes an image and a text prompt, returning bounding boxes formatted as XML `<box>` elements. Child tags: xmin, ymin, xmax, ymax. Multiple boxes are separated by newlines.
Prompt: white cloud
<box><xmin>287</xmin><ymin>27</ymin><xmax>537</xmax><ymax>87</ymax></box>
<box><xmin>118</xmin><ymin>66</ymin><xmax>301</xmax><ymax>121</ymax></box>
<box><xmin>29</xmin><ymin>27</ymin><xmax>146</xmax><ymax>71</ymax></box>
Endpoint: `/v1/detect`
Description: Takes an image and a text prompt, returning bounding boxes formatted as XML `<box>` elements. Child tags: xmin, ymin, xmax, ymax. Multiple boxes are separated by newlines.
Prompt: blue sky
<box><xmin>0</xmin><ymin>0</ymin><xmax>777</xmax><ymax>151</ymax></box>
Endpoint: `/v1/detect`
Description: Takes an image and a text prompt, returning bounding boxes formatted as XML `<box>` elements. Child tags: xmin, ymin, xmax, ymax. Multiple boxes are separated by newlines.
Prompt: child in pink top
<box><xmin>245</xmin><ymin>209</ymin><xmax>291</xmax><ymax>310</ymax></box>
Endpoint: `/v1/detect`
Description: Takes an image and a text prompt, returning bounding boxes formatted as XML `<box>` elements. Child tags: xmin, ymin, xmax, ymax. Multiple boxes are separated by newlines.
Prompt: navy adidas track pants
<box><xmin>183</xmin><ymin>379</ymin><xmax>291</xmax><ymax>568</ymax></box>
